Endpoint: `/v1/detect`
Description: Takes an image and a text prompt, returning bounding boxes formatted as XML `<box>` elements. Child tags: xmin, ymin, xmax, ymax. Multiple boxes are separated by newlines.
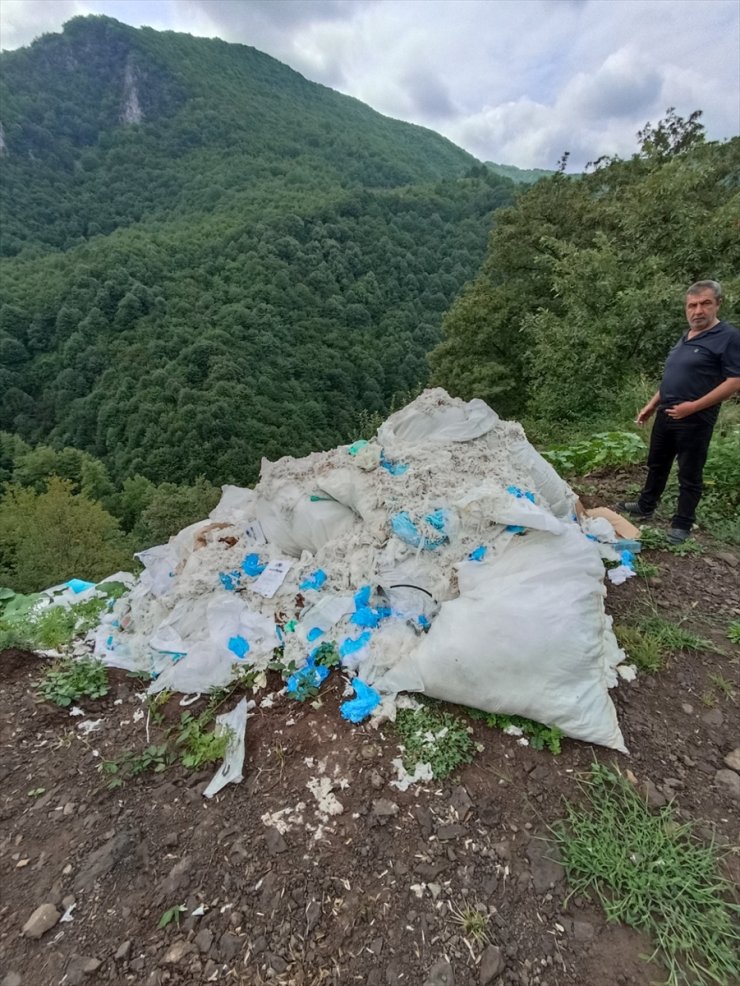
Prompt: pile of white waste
<box><xmin>94</xmin><ymin>389</ymin><xmax>629</xmax><ymax>751</ymax></box>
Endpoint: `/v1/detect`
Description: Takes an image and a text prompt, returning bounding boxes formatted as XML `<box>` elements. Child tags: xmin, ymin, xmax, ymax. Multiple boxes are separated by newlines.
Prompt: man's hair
<box><xmin>687</xmin><ymin>279</ymin><xmax>722</xmax><ymax>301</ymax></box>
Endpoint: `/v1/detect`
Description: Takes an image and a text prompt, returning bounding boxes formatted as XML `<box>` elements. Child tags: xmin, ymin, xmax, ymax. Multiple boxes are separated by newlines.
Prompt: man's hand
<box><xmin>636</xmin><ymin>403</ymin><xmax>657</xmax><ymax>425</ymax></box>
<box><xmin>665</xmin><ymin>401</ymin><xmax>697</xmax><ymax>420</ymax></box>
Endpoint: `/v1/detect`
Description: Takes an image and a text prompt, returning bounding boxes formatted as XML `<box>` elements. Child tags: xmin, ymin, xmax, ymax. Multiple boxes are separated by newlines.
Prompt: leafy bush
<box><xmin>542</xmin><ymin>432</ymin><xmax>645</xmax><ymax>477</ymax></box>
<box><xmin>37</xmin><ymin>656</ymin><xmax>108</xmax><ymax>706</ymax></box>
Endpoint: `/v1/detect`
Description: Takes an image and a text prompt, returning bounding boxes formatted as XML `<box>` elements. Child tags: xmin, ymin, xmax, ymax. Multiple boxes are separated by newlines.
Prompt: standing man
<box><xmin>618</xmin><ymin>280</ymin><xmax>740</xmax><ymax>543</ymax></box>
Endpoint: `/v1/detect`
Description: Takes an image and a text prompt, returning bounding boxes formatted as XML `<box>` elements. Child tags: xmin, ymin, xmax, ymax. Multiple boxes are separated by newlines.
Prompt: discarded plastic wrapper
<box><xmin>285</xmin><ymin>657</ymin><xmax>330</xmax><ymax>697</ymax></box>
<box><xmin>340</xmin><ymin>679</ymin><xmax>381</xmax><ymax>723</ymax></box>
<box><xmin>203</xmin><ymin>698</ymin><xmax>248</xmax><ymax>799</ymax></box>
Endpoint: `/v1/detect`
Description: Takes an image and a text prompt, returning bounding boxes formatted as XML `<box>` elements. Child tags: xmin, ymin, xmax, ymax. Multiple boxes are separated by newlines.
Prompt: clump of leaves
<box><xmin>313</xmin><ymin>642</ymin><xmax>341</xmax><ymax>668</ymax></box>
<box><xmin>727</xmin><ymin>621</ymin><xmax>740</xmax><ymax>646</ymax></box>
<box><xmin>554</xmin><ymin>763</ymin><xmax>740</xmax><ymax>986</ymax></box>
<box><xmin>468</xmin><ymin>708</ymin><xmax>563</xmax><ymax>754</ymax></box>
<box><xmin>543</xmin><ymin>432</ymin><xmax>645</xmax><ymax>477</ymax></box>
<box><xmin>394</xmin><ymin>704</ymin><xmax>475</xmax><ymax>779</ymax></box>
<box><xmin>37</xmin><ymin>656</ymin><xmax>108</xmax><ymax>707</ymax></box>
<box><xmin>128</xmin><ymin>744</ymin><xmax>170</xmax><ymax>776</ymax></box>
<box><xmin>158</xmin><ymin>904</ymin><xmax>186</xmax><ymax>929</ymax></box>
<box><xmin>709</xmin><ymin>674</ymin><xmax>736</xmax><ymax>700</ymax></box>
<box><xmin>175</xmin><ymin>710</ymin><xmax>230</xmax><ymax>769</ymax></box>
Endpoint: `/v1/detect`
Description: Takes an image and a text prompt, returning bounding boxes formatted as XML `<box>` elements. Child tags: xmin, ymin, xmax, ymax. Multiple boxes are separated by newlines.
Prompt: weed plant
<box><xmin>176</xmin><ymin>711</ymin><xmax>230</xmax><ymax>769</ymax></box>
<box><xmin>554</xmin><ymin>763</ymin><xmax>740</xmax><ymax>986</ymax></box>
<box><xmin>37</xmin><ymin>656</ymin><xmax>109</xmax><ymax>707</ymax></box>
<box><xmin>468</xmin><ymin>708</ymin><xmax>563</xmax><ymax>753</ymax></box>
<box><xmin>394</xmin><ymin>705</ymin><xmax>475</xmax><ymax>779</ymax></box>
<box><xmin>727</xmin><ymin>621</ymin><xmax>740</xmax><ymax>646</ymax></box>
<box><xmin>614</xmin><ymin>626</ymin><xmax>664</xmax><ymax>673</ymax></box>
<box><xmin>449</xmin><ymin>901</ymin><xmax>490</xmax><ymax>944</ymax></box>
<box><xmin>542</xmin><ymin>432</ymin><xmax>645</xmax><ymax>477</ymax></box>
<box><xmin>616</xmin><ymin>615</ymin><xmax>710</xmax><ymax>674</ymax></box>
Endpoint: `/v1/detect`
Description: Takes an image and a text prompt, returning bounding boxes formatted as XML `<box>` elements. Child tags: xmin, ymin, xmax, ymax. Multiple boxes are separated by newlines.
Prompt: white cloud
<box><xmin>1</xmin><ymin>0</ymin><xmax>738</xmax><ymax>168</ymax></box>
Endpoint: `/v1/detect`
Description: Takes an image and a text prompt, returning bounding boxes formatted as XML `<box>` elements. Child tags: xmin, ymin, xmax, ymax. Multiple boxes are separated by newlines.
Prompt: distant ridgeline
<box><xmin>484</xmin><ymin>162</ymin><xmax>555</xmax><ymax>185</ymax></box>
<box><xmin>0</xmin><ymin>15</ymin><xmax>516</xmax><ymax>485</ymax></box>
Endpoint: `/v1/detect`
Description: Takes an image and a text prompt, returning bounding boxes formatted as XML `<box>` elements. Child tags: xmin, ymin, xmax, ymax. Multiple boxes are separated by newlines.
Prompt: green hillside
<box><xmin>484</xmin><ymin>161</ymin><xmax>554</xmax><ymax>185</ymax></box>
<box><xmin>0</xmin><ymin>16</ymin><xmax>515</xmax><ymax>485</ymax></box>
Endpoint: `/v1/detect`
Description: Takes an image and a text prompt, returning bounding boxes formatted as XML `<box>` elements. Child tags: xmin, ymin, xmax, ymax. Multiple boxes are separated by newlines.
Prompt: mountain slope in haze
<box><xmin>485</xmin><ymin>161</ymin><xmax>555</xmax><ymax>184</ymax></box>
<box><xmin>0</xmin><ymin>18</ymin><xmax>515</xmax><ymax>486</ymax></box>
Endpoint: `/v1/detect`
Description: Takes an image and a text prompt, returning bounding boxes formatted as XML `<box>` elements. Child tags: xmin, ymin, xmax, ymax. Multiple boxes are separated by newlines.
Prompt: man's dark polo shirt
<box><xmin>659</xmin><ymin>320</ymin><xmax>740</xmax><ymax>424</ymax></box>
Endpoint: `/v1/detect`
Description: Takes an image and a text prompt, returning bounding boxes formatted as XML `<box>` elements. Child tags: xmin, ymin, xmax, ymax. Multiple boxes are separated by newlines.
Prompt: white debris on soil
<box><xmin>260</xmin><ymin>803</ymin><xmax>306</xmax><ymax>835</ymax></box>
<box><xmin>306</xmin><ymin>776</ymin><xmax>345</xmax><ymax>818</ymax></box>
<box><xmin>389</xmin><ymin>758</ymin><xmax>434</xmax><ymax>791</ymax></box>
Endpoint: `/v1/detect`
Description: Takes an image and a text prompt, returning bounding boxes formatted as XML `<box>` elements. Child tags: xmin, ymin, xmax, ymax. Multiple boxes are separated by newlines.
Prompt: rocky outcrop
<box><xmin>120</xmin><ymin>57</ymin><xmax>143</xmax><ymax>124</ymax></box>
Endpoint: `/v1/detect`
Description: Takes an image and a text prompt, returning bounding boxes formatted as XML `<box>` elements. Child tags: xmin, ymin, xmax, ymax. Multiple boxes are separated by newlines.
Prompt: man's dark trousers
<box><xmin>637</xmin><ymin>410</ymin><xmax>715</xmax><ymax>531</ymax></box>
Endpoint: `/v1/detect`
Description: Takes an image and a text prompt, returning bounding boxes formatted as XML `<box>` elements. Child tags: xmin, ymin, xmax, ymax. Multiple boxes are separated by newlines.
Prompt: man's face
<box><xmin>685</xmin><ymin>290</ymin><xmax>720</xmax><ymax>332</ymax></box>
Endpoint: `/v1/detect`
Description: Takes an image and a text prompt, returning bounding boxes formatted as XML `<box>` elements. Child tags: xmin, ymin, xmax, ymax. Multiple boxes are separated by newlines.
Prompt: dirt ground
<box><xmin>1</xmin><ymin>475</ymin><xmax>739</xmax><ymax>986</ymax></box>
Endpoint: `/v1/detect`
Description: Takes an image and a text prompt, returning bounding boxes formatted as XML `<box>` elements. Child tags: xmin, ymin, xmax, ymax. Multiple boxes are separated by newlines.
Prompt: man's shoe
<box><xmin>667</xmin><ymin>527</ymin><xmax>691</xmax><ymax>545</ymax></box>
<box><xmin>616</xmin><ymin>501</ymin><xmax>654</xmax><ymax>522</ymax></box>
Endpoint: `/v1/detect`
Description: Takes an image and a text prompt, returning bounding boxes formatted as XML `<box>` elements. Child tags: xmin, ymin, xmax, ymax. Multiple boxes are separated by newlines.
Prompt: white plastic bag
<box><xmin>203</xmin><ymin>698</ymin><xmax>248</xmax><ymax>799</ymax></box>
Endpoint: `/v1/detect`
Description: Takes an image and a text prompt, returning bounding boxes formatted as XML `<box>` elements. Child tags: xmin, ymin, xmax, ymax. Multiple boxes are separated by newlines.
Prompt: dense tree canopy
<box><xmin>431</xmin><ymin>112</ymin><xmax>740</xmax><ymax>423</ymax></box>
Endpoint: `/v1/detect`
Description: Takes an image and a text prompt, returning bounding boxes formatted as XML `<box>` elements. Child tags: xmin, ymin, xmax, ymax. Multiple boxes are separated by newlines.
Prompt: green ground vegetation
<box><xmin>555</xmin><ymin>763</ymin><xmax>740</xmax><ymax>986</ymax></box>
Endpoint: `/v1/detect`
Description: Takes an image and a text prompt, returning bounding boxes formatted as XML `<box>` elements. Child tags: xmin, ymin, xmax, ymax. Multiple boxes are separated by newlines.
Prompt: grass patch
<box><xmin>616</xmin><ymin>615</ymin><xmax>711</xmax><ymax>674</ymax></box>
<box><xmin>554</xmin><ymin>763</ymin><xmax>740</xmax><ymax>986</ymax></box>
<box><xmin>614</xmin><ymin>625</ymin><xmax>664</xmax><ymax>673</ymax></box>
<box><xmin>449</xmin><ymin>901</ymin><xmax>490</xmax><ymax>944</ymax></box>
<box><xmin>37</xmin><ymin>656</ymin><xmax>109</xmax><ymax>707</ymax></box>
<box><xmin>468</xmin><ymin>708</ymin><xmax>563</xmax><ymax>754</ymax></box>
<box><xmin>727</xmin><ymin>621</ymin><xmax>740</xmax><ymax>646</ymax></box>
<box><xmin>633</xmin><ymin>557</ymin><xmax>660</xmax><ymax>579</ymax></box>
<box><xmin>394</xmin><ymin>704</ymin><xmax>475</xmax><ymax>779</ymax></box>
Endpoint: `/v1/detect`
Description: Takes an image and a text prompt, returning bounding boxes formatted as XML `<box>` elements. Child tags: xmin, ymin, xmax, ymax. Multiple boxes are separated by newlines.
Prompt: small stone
<box><xmin>162</xmin><ymin>832</ymin><xmax>179</xmax><ymax>848</ymax></box>
<box><xmin>716</xmin><ymin>551</ymin><xmax>738</xmax><ymax>567</ymax></box>
<box><xmin>22</xmin><ymin>903</ymin><xmax>60</xmax><ymax>939</ymax></box>
<box><xmin>424</xmin><ymin>958</ymin><xmax>454</xmax><ymax>986</ymax></box>
<box><xmin>269</xmin><ymin>954</ymin><xmax>288</xmax><ymax>973</ymax></box>
<box><xmin>161</xmin><ymin>857</ymin><xmax>192</xmax><ymax>897</ymax></box>
<box><xmin>715</xmin><ymin>769</ymin><xmax>740</xmax><ymax>801</ymax></box>
<box><xmin>372</xmin><ymin>799</ymin><xmax>399</xmax><ymax>817</ymax></box>
<box><xmin>305</xmin><ymin>900</ymin><xmax>321</xmax><ymax>933</ymax></box>
<box><xmin>65</xmin><ymin>956</ymin><xmax>102</xmax><ymax>985</ymax></box>
<box><xmin>723</xmin><ymin>748</ymin><xmax>740</xmax><ymax>772</ymax></box>
<box><xmin>641</xmin><ymin>779</ymin><xmax>667</xmax><ymax>809</ymax></box>
<box><xmin>414</xmin><ymin>806</ymin><xmax>434</xmax><ymax>839</ymax></box>
<box><xmin>114</xmin><ymin>941</ymin><xmax>131</xmax><ymax>961</ymax></box>
<box><xmin>2</xmin><ymin>974</ymin><xmax>22</xmax><ymax>986</ymax></box>
<box><xmin>480</xmin><ymin>944</ymin><xmax>505</xmax><ymax>984</ymax></box>
<box><xmin>702</xmin><ymin>708</ymin><xmax>724</xmax><ymax>728</ymax></box>
<box><xmin>264</xmin><ymin>826</ymin><xmax>287</xmax><ymax>855</ymax></box>
<box><xmin>194</xmin><ymin>929</ymin><xmax>213</xmax><ymax>953</ymax></box>
<box><xmin>218</xmin><ymin>931</ymin><xmax>242</xmax><ymax>961</ymax></box>
<box><xmin>162</xmin><ymin>941</ymin><xmax>194</xmax><ymax>965</ymax></box>
<box><xmin>525</xmin><ymin>839</ymin><xmax>564</xmax><ymax>893</ymax></box>
<box><xmin>572</xmin><ymin>920</ymin><xmax>594</xmax><ymax>942</ymax></box>
<box><xmin>436</xmin><ymin>824</ymin><xmax>467</xmax><ymax>840</ymax></box>
<box><xmin>450</xmin><ymin>785</ymin><xmax>473</xmax><ymax>821</ymax></box>
<box><xmin>681</xmin><ymin>703</ymin><xmax>694</xmax><ymax>715</ymax></box>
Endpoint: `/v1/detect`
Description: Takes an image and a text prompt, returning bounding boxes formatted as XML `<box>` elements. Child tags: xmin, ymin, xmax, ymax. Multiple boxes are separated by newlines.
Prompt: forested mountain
<box><xmin>0</xmin><ymin>16</ymin><xmax>515</xmax><ymax>486</ymax></box>
<box><xmin>434</xmin><ymin>112</ymin><xmax>740</xmax><ymax>424</ymax></box>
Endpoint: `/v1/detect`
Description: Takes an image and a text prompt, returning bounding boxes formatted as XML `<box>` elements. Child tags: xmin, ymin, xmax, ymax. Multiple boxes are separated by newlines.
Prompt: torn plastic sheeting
<box><xmin>379</xmin><ymin>450</ymin><xmax>409</xmax><ymax>475</ymax></box>
<box><xmin>299</xmin><ymin>569</ymin><xmax>327</xmax><ymax>591</ymax></box>
<box><xmin>348</xmin><ymin>439</ymin><xmax>369</xmax><ymax>456</ymax></box>
<box><xmin>468</xmin><ymin>545</ymin><xmax>487</xmax><ymax>561</ymax></box>
<box><xmin>350</xmin><ymin>605</ymin><xmax>391</xmax><ymax>629</ymax></box>
<box><xmin>340</xmin><ymin>679</ymin><xmax>381</xmax><ymax>723</ymax></box>
<box><xmin>391</xmin><ymin>511</ymin><xmax>449</xmax><ymax>551</ymax></box>
<box><xmin>339</xmin><ymin>631</ymin><xmax>372</xmax><ymax>661</ymax></box>
<box><xmin>242</xmin><ymin>553</ymin><xmax>267</xmax><ymax>577</ymax></box>
<box><xmin>228</xmin><ymin>635</ymin><xmax>250</xmax><ymax>659</ymax></box>
<box><xmin>306</xmin><ymin>627</ymin><xmax>324</xmax><ymax>642</ymax></box>
<box><xmin>203</xmin><ymin>698</ymin><xmax>248</xmax><ymax>799</ymax></box>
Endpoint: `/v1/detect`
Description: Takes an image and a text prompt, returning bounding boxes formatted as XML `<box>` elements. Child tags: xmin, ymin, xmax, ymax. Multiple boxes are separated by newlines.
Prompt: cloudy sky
<box><xmin>1</xmin><ymin>0</ymin><xmax>738</xmax><ymax>169</ymax></box>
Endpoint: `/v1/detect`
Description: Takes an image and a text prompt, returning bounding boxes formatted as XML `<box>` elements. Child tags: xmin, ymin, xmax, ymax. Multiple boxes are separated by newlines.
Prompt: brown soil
<box><xmin>1</xmin><ymin>479</ymin><xmax>739</xmax><ymax>986</ymax></box>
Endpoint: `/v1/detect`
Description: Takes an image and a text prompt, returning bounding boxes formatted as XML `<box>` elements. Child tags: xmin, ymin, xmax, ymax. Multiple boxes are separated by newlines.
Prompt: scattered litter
<box><xmin>77</xmin><ymin>719</ymin><xmax>103</xmax><ymax>734</ymax></box>
<box><xmin>340</xmin><ymin>679</ymin><xmax>381</xmax><ymax>723</ymax></box>
<box><xmin>59</xmin><ymin>902</ymin><xmax>76</xmax><ymax>923</ymax></box>
<box><xmin>203</xmin><ymin>699</ymin><xmax>248</xmax><ymax>799</ymax></box>
<box><xmin>191</xmin><ymin>904</ymin><xmax>206</xmax><ymax>917</ymax></box>
<box><xmin>389</xmin><ymin>757</ymin><xmax>434</xmax><ymax>791</ymax></box>
<box><xmin>617</xmin><ymin>664</ymin><xmax>638</xmax><ymax>682</ymax></box>
<box><xmin>68</xmin><ymin>706</ymin><xmax>84</xmax><ymax>717</ymax></box>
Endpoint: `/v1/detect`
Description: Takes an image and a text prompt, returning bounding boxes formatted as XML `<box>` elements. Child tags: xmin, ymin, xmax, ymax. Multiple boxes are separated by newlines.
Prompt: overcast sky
<box><xmin>1</xmin><ymin>0</ymin><xmax>738</xmax><ymax>169</ymax></box>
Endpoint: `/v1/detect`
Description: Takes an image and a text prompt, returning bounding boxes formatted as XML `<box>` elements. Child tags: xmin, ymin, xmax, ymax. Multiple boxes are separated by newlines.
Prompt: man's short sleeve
<box><xmin>722</xmin><ymin>325</ymin><xmax>740</xmax><ymax>378</ymax></box>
